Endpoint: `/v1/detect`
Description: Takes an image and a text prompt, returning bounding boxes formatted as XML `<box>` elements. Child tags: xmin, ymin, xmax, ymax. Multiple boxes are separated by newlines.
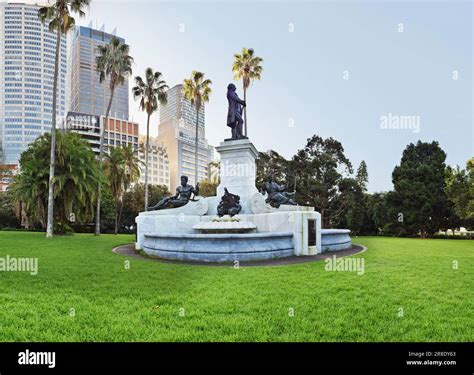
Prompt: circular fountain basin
<box><xmin>143</xmin><ymin>232</ymin><xmax>294</xmax><ymax>263</ymax></box>
<box><xmin>321</xmin><ymin>229</ymin><xmax>352</xmax><ymax>251</ymax></box>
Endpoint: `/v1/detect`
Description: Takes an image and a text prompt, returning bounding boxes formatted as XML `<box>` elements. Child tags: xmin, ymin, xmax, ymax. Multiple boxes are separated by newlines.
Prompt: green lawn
<box><xmin>0</xmin><ymin>231</ymin><xmax>472</xmax><ymax>342</ymax></box>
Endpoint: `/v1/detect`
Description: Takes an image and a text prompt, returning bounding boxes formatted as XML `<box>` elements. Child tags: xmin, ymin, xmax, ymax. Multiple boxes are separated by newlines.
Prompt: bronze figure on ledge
<box><xmin>148</xmin><ymin>175</ymin><xmax>199</xmax><ymax>211</ymax></box>
<box><xmin>226</xmin><ymin>83</ymin><xmax>246</xmax><ymax>140</ymax></box>
<box><xmin>261</xmin><ymin>174</ymin><xmax>297</xmax><ymax>208</ymax></box>
<box><xmin>217</xmin><ymin>188</ymin><xmax>242</xmax><ymax>217</ymax></box>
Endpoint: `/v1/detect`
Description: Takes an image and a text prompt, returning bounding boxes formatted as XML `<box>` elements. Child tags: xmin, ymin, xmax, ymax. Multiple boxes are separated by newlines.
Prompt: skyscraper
<box><xmin>69</xmin><ymin>26</ymin><xmax>129</xmax><ymax>120</ymax></box>
<box><xmin>157</xmin><ymin>84</ymin><xmax>212</xmax><ymax>191</ymax></box>
<box><xmin>0</xmin><ymin>0</ymin><xmax>67</xmax><ymax>165</ymax></box>
<box><xmin>138</xmin><ymin>135</ymin><xmax>170</xmax><ymax>191</ymax></box>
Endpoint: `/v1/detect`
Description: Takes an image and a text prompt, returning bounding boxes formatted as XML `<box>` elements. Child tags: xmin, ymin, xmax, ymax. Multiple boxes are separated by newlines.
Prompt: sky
<box><xmin>77</xmin><ymin>0</ymin><xmax>473</xmax><ymax>192</ymax></box>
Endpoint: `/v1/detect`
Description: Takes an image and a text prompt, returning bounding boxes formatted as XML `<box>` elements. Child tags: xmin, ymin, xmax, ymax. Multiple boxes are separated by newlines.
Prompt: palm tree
<box><xmin>119</xmin><ymin>144</ymin><xmax>141</xmax><ymax>228</ymax></box>
<box><xmin>232</xmin><ymin>48</ymin><xmax>263</xmax><ymax>137</ymax></box>
<box><xmin>122</xmin><ymin>144</ymin><xmax>141</xmax><ymax>191</ymax></box>
<box><xmin>11</xmin><ymin>132</ymin><xmax>101</xmax><ymax>234</ymax></box>
<box><xmin>207</xmin><ymin>160</ymin><xmax>220</xmax><ymax>184</ymax></box>
<box><xmin>95</xmin><ymin>37</ymin><xmax>133</xmax><ymax>235</ymax></box>
<box><xmin>104</xmin><ymin>147</ymin><xmax>126</xmax><ymax>234</ymax></box>
<box><xmin>182</xmin><ymin>71</ymin><xmax>212</xmax><ymax>186</ymax></box>
<box><xmin>38</xmin><ymin>0</ymin><xmax>90</xmax><ymax>238</ymax></box>
<box><xmin>132</xmin><ymin>68</ymin><xmax>168</xmax><ymax>211</ymax></box>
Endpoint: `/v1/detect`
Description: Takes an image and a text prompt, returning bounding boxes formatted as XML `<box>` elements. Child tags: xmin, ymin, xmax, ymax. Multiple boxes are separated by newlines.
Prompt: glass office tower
<box><xmin>69</xmin><ymin>26</ymin><xmax>129</xmax><ymax>121</ymax></box>
<box><xmin>0</xmin><ymin>0</ymin><xmax>67</xmax><ymax>165</ymax></box>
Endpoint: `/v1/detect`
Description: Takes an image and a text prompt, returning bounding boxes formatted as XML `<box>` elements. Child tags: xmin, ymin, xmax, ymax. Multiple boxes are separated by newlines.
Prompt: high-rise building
<box><xmin>65</xmin><ymin>111</ymin><xmax>139</xmax><ymax>155</ymax></box>
<box><xmin>138</xmin><ymin>136</ymin><xmax>170</xmax><ymax>191</ymax></box>
<box><xmin>157</xmin><ymin>84</ymin><xmax>213</xmax><ymax>191</ymax></box>
<box><xmin>0</xmin><ymin>0</ymin><xmax>67</xmax><ymax>165</ymax></box>
<box><xmin>69</xmin><ymin>26</ymin><xmax>128</xmax><ymax>121</ymax></box>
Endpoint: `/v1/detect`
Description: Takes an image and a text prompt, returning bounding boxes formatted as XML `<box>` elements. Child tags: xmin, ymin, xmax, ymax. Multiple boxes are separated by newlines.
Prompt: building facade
<box><xmin>65</xmin><ymin>111</ymin><xmax>139</xmax><ymax>155</ymax></box>
<box><xmin>0</xmin><ymin>0</ymin><xmax>67</xmax><ymax>165</ymax></box>
<box><xmin>104</xmin><ymin>116</ymin><xmax>139</xmax><ymax>152</ymax></box>
<box><xmin>157</xmin><ymin>84</ymin><xmax>212</xmax><ymax>192</ymax></box>
<box><xmin>138</xmin><ymin>136</ymin><xmax>170</xmax><ymax>191</ymax></box>
<box><xmin>69</xmin><ymin>26</ymin><xmax>129</xmax><ymax>121</ymax></box>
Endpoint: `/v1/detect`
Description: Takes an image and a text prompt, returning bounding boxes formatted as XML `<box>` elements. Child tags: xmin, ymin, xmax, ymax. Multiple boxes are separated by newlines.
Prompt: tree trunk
<box><xmin>144</xmin><ymin>113</ymin><xmax>151</xmax><ymax>211</ymax></box>
<box><xmin>95</xmin><ymin>86</ymin><xmax>115</xmax><ymax>236</ymax></box>
<box><xmin>195</xmin><ymin>107</ymin><xmax>199</xmax><ymax>186</ymax></box>
<box><xmin>243</xmin><ymin>84</ymin><xmax>247</xmax><ymax>137</ymax></box>
<box><xmin>118</xmin><ymin>196</ymin><xmax>124</xmax><ymax>233</ymax></box>
<box><xmin>114</xmin><ymin>199</ymin><xmax>119</xmax><ymax>235</ymax></box>
<box><xmin>46</xmin><ymin>28</ymin><xmax>62</xmax><ymax>238</ymax></box>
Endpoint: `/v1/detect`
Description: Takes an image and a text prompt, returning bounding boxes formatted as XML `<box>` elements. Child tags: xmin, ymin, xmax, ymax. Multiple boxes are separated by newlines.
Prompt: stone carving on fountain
<box><xmin>148</xmin><ymin>175</ymin><xmax>200</xmax><ymax>211</ymax></box>
<box><xmin>217</xmin><ymin>188</ymin><xmax>242</xmax><ymax>217</ymax></box>
<box><xmin>141</xmin><ymin>198</ymin><xmax>208</xmax><ymax>216</ymax></box>
<box><xmin>143</xmin><ymin>175</ymin><xmax>207</xmax><ymax>216</ymax></box>
<box><xmin>250</xmin><ymin>193</ymin><xmax>314</xmax><ymax>214</ymax></box>
<box><xmin>261</xmin><ymin>174</ymin><xmax>297</xmax><ymax>208</ymax></box>
<box><xmin>251</xmin><ymin>176</ymin><xmax>307</xmax><ymax>214</ymax></box>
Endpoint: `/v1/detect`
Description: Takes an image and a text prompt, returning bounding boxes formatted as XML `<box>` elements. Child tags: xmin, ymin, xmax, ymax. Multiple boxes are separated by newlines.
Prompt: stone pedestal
<box><xmin>215</xmin><ymin>138</ymin><xmax>259</xmax><ymax>214</ymax></box>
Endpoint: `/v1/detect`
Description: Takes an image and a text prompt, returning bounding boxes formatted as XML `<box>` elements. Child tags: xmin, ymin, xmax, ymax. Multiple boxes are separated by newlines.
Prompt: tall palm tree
<box><xmin>11</xmin><ymin>132</ymin><xmax>101</xmax><ymax>234</ymax></box>
<box><xmin>232</xmin><ymin>48</ymin><xmax>263</xmax><ymax>137</ymax></box>
<box><xmin>38</xmin><ymin>0</ymin><xmax>90</xmax><ymax>238</ymax></box>
<box><xmin>119</xmin><ymin>144</ymin><xmax>141</xmax><ymax>228</ymax></box>
<box><xmin>182</xmin><ymin>71</ymin><xmax>212</xmax><ymax>186</ymax></box>
<box><xmin>132</xmin><ymin>68</ymin><xmax>168</xmax><ymax>211</ymax></box>
<box><xmin>122</xmin><ymin>144</ymin><xmax>141</xmax><ymax>192</ymax></box>
<box><xmin>104</xmin><ymin>147</ymin><xmax>126</xmax><ymax>234</ymax></box>
<box><xmin>95</xmin><ymin>37</ymin><xmax>133</xmax><ymax>235</ymax></box>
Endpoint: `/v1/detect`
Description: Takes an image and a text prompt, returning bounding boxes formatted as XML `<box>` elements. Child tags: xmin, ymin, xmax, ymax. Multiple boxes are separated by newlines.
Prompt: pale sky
<box><xmin>77</xmin><ymin>0</ymin><xmax>473</xmax><ymax>192</ymax></box>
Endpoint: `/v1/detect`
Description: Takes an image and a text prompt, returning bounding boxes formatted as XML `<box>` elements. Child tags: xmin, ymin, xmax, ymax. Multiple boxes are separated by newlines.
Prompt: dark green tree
<box><xmin>390</xmin><ymin>141</ymin><xmax>450</xmax><ymax>237</ymax></box>
<box><xmin>0</xmin><ymin>191</ymin><xmax>20</xmax><ymax>229</ymax></box>
<box><xmin>290</xmin><ymin>135</ymin><xmax>353</xmax><ymax>227</ymax></box>
<box><xmin>332</xmin><ymin>177</ymin><xmax>366</xmax><ymax>233</ymax></box>
<box><xmin>365</xmin><ymin>192</ymin><xmax>391</xmax><ymax>234</ymax></box>
<box><xmin>356</xmin><ymin>160</ymin><xmax>368</xmax><ymax>192</ymax></box>
<box><xmin>256</xmin><ymin>150</ymin><xmax>290</xmax><ymax>190</ymax></box>
<box><xmin>445</xmin><ymin>160</ymin><xmax>474</xmax><ymax>227</ymax></box>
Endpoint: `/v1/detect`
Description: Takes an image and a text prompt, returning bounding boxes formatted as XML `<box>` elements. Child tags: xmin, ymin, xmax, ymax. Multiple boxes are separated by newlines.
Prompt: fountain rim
<box><xmin>144</xmin><ymin>232</ymin><xmax>293</xmax><ymax>239</ymax></box>
<box><xmin>321</xmin><ymin>229</ymin><xmax>351</xmax><ymax>234</ymax></box>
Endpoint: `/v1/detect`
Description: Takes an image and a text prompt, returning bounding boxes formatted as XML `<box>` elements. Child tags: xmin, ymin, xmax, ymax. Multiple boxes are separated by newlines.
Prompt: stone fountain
<box><xmin>135</xmin><ymin>138</ymin><xmax>352</xmax><ymax>262</ymax></box>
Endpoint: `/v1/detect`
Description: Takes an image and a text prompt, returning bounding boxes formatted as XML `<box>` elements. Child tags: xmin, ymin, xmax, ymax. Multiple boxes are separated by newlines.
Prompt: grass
<box><xmin>0</xmin><ymin>231</ymin><xmax>472</xmax><ymax>342</ymax></box>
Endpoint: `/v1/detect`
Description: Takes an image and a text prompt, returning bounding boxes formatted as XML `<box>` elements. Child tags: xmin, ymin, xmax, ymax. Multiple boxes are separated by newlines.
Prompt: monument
<box><xmin>149</xmin><ymin>176</ymin><xmax>199</xmax><ymax>211</ymax></box>
<box><xmin>226</xmin><ymin>83</ymin><xmax>246</xmax><ymax>140</ymax></box>
<box><xmin>135</xmin><ymin>85</ymin><xmax>351</xmax><ymax>262</ymax></box>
